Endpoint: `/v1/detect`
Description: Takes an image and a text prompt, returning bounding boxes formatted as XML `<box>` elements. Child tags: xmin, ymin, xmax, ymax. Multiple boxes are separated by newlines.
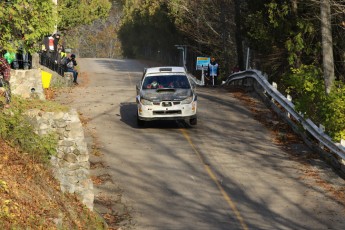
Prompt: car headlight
<box><xmin>181</xmin><ymin>96</ymin><xmax>193</xmax><ymax>104</ymax></box>
<box><xmin>140</xmin><ymin>98</ymin><xmax>152</xmax><ymax>105</ymax></box>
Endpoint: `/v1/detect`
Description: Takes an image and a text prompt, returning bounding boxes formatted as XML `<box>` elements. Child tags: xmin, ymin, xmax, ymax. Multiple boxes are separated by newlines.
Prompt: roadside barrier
<box><xmin>39</xmin><ymin>52</ymin><xmax>65</xmax><ymax>76</ymax></box>
<box><xmin>222</xmin><ymin>69</ymin><xmax>345</xmax><ymax>174</ymax></box>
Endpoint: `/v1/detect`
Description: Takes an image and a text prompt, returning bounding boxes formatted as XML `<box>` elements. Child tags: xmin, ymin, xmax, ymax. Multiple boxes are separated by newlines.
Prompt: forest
<box><xmin>0</xmin><ymin>0</ymin><xmax>344</xmax><ymax>140</ymax></box>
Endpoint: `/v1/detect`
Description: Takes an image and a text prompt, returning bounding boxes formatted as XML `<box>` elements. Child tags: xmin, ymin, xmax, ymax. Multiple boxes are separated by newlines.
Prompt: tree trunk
<box><xmin>220</xmin><ymin>0</ymin><xmax>229</xmax><ymax>72</ymax></box>
<box><xmin>291</xmin><ymin>0</ymin><xmax>298</xmax><ymax>15</ymax></box>
<box><xmin>320</xmin><ymin>0</ymin><xmax>335</xmax><ymax>94</ymax></box>
<box><xmin>341</xmin><ymin>51</ymin><xmax>345</xmax><ymax>82</ymax></box>
<box><xmin>234</xmin><ymin>0</ymin><xmax>244</xmax><ymax>70</ymax></box>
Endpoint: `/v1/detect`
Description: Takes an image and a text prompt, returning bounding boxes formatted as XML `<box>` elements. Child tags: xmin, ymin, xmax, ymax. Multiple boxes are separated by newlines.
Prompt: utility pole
<box><xmin>175</xmin><ymin>45</ymin><xmax>187</xmax><ymax>70</ymax></box>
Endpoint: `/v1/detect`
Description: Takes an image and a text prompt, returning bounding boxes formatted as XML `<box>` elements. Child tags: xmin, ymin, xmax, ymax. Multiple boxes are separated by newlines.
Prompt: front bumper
<box><xmin>137</xmin><ymin>100</ymin><xmax>197</xmax><ymax>121</ymax></box>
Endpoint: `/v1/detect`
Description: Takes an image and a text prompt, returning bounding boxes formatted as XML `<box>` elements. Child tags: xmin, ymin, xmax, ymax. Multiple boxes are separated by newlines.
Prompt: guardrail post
<box><xmin>286</xmin><ymin>94</ymin><xmax>292</xmax><ymax>118</ymax></box>
<box><xmin>319</xmin><ymin>124</ymin><xmax>325</xmax><ymax>149</ymax></box>
<box><xmin>271</xmin><ymin>82</ymin><xmax>277</xmax><ymax>102</ymax></box>
<box><xmin>201</xmin><ymin>67</ymin><xmax>205</xmax><ymax>86</ymax></box>
<box><xmin>340</xmin><ymin>140</ymin><xmax>345</xmax><ymax>172</ymax></box>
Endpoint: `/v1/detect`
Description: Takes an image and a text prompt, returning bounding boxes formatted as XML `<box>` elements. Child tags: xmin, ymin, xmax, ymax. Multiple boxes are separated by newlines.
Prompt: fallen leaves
<box><xmin>0</xmin><ymin>138</ymin><xmax>105</xmax><ymax>229</ymax></box>
<box><xmin>228</xmin><ymin>87</ymin><xmax>345</xmax><ymax>211</ymax></box>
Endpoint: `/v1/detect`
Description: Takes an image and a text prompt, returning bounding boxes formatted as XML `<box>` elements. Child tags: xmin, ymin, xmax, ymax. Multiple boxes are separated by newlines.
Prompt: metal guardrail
<box><xmin>39</xmin><ymin>52</ymin><xmax>65</xmax><ymax>76</ymax></box>
<box><xmin>223</xmin><ymin>69</ymin><xmax>345</xmax><ymax>162</ymax></box>
<box><xmin>187</xmin><ymin>73</ymin><xmax>203</xmax><ymax>86</ymax></box>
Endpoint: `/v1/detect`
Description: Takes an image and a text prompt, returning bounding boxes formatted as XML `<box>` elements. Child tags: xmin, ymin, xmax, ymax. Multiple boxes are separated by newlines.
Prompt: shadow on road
<box><xmin>94</xmin><ymin>59</ymin><xmax>151</xmax><ymax>73</ymax></box>
<box><xmin>119</xmin><ymin>102</ymin><xmax>192</xmax><ymax>129</ymax></box>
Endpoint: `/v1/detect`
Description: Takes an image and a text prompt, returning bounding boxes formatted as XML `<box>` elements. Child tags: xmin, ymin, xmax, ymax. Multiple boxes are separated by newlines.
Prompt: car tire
<box><xmin>190</xmin><ymin>117</ymin><xmax>197</xmax><ymax>126</ymax></box>
<box><xmin>137</xmin><ymin>115</ymin><xmax>145</xmax><ymax>127</ymax></box>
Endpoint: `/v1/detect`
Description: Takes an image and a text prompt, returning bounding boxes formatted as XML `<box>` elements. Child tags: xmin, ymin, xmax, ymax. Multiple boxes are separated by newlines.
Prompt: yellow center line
<box><xmin>180</xmin><ymin>129</ymin><xmax>248</xmax><ymax>230</ymax></box>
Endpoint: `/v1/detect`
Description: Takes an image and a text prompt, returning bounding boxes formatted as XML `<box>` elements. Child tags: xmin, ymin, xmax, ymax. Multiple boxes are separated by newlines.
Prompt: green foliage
<box><xmin>243</xmin><ymin>0</ymin><xmax>344</xmax><ymax>140</ymax></box>
<box><xmin>285</xmin><ymin>19</ymin><xmax>317</xmax><ymax>67</ymax></box>
<box><xmin>0</xmin><ymin>0</ymin><xmax>55</xmax><ymax>53</ymax></box>
<box><xmin>244</xmin><ymin>0</ymin><xmax>321</xmax><ymax>73</ymax></box>
<box><xmin>243</xmin><ymin>0</ymin><xmax>344</xmax><ymax>83</ymax></box>
<box><xmin>283</xmin><ymin>65</ymin><xmax>325</xmax><ymax>116</ymax></box>
<box><xmin>266</xmin><ymin>1</ymin><xmax>289</xmax><ymax>28</ymax></box>
<box><xmin>58</xmin><ymin>0</ymin><xmax>112</xmax><ymax>31</ymax></box>
<box><xmin>245</xmin><ymin>1</ymin><xmax>290</xmax><ymax>52</ymax></box>
<box><xmin>283</xmin><ymin>65</ymin><xmax>345</xmax><ymax>141</ymax></box>
<box><xmin>320</xmin><ymin>83</ymin><xmax>345</xmax><ymax>141</ymax></box>
<box><xmin>245</xmin><ymin>11</ymin><xmax>272</xmax><ymax>52</ymax></box>
<box><xmin>68</xmin><ymin>4</ymin><xmax>123</xmax><ymax>58</ymax></box>
<box><xmin>0</xmin><ymin>0</ymin><xmax>112</xmax><ymax>54</ymax></box>
<box><xmin>0</xmin><ymin>97</ymin><xmax>60</xmax><ymax>162</ymax></box>
<box><xmin>58</xmin><ymin>0</ymin><xmax>113</xmax><ymax>57</ymax></box>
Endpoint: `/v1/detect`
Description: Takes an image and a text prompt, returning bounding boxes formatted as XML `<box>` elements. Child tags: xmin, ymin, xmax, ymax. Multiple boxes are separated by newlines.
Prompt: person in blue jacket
<box><xmin>208</xmin><ymin>57</ymin><xmax>219</xmax><ymax>86</ymax></box>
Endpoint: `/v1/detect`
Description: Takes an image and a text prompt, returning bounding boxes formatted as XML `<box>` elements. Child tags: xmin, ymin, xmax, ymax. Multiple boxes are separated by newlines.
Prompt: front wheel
<box><xmin>137</xmin><ymin>115</ymin><xmax>145</xmax><ymax>127</ymax></box>
<box><xmin>189</xmin><ymin>117</ymin><xmax>197</xmax><ymax>126</ymax></box>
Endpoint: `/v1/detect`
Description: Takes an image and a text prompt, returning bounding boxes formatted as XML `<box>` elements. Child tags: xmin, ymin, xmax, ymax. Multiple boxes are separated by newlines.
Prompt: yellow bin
<box><xmin>41</xmin><ymin>70</ymin><xmax>52</xmax><ymax>89</ymax></box>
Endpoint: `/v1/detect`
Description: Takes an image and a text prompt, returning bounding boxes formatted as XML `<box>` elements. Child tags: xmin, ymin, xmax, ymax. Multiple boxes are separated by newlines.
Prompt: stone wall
<box><xmin>25</xmin><ymin>109</ymin><xmax>94</xmax><ymax>210</ymax></box>
<box><xmin>7</xmin><ymin>68</ymin><xmax>94</xmax><ymax>209</ymax></box>
<box><xmin>9</xmin><ymin>68</ymin><xmax>73</xmax><ymax>100</ymax></box>
<box><xmin>10</xmin><ymin>69</ymin><xmax>45</xmax><ymax>100</ymax></box>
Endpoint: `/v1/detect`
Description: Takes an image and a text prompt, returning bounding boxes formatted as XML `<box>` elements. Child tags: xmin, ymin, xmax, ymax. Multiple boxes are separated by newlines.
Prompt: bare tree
<box><xmin>169</xmin><ymin>0</ymin><xmax>237</xmax><ymax>72</ymax></box>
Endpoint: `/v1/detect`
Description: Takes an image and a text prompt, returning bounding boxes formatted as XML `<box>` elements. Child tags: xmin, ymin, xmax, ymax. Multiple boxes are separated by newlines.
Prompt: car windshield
<box><xmin>142</xmin><ymin>75</ymin><xmax>191</xmax><ymax>89</ymax></box>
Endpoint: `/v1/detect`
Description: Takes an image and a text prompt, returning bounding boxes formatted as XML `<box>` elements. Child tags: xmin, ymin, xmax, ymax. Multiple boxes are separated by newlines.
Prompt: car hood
<box><xmin>141</xmin><ymin>88</ymin><xmax>193</xmax><ymax>101</ymax></box>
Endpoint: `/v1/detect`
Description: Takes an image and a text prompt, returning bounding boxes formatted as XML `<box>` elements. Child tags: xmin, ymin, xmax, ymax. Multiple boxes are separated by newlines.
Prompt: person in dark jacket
<box><xmin>66</xmin><ymin>53</ymin><xmax>79</xmax><ymax>85</ymax></box>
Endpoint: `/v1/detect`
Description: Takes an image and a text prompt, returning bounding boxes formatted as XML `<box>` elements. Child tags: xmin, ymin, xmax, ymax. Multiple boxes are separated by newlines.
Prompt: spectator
<box><xmin>57</xmin><ymin>44</ymin><xmax>66</xmax><ymax>75</ymax></box>
<box><xmin>0</xmin><ymin>56</ymin><xmax>12</xmax><ymax>108</ymax></box>
<box><xmin>231</xmin><ymin>65</ymin><xmax>240</xmax><ymax>73</ymax></box>
<box><xmin>4</xmin><ymin>51</ymin><xmax>16</xmax><ymax>66</ymax></box>
<box><xmin>66</xmin><ymin>53</ymin><xmax>79</xmax><ymax>85</ymax></box>
<box><xmin>22</xmin><ymin>48</ymin><xmax>30</xmax><ymax>70</ymax></box>
<box><xmin>12</xmin><ymin>38</ymin><xmax>31</xmax><ymax>70</ymax></box>
<box><xmin>208</xmin><ymin>57</ymin><xmax>219</xmax><ymax>86</ymax></box>
<box><xmin>53</xmin><ymin>32</ymin><xmax>61</xmax><ymax>52</ymax></box>
<box><xmin>58</xmin><ymin>44</ymin><xmax>66</xmax><ymax>61</ymax></box>
<box><xmin>52</xmin><ymin>32</ymin><xmax>61</xmax><ymax>66</ymax></box>
<box><xmin>12</xmin><ymin>49</ymin><xmax>30</xmax><ymax>70</ymax></box>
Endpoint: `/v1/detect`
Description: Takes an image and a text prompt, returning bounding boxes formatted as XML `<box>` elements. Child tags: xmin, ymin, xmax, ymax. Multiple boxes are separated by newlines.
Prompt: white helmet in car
<box><xmin>151</xmin><ymin>81</ymin><xmax>158</xmax><ymax>88</ymax></box>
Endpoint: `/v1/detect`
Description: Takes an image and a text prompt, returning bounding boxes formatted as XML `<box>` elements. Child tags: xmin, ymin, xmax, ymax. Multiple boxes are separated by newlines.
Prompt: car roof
<box><xmin>144</xmin><ymin>66</ymin><xmax>186</xmax><ymax>75</ymax></box>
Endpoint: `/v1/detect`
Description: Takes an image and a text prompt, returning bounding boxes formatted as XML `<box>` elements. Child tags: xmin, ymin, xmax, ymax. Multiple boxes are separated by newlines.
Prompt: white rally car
<box><xmin>136</xmin><ymin>66</ymin><xmax>197</xmax><ymax>126</ymax></box>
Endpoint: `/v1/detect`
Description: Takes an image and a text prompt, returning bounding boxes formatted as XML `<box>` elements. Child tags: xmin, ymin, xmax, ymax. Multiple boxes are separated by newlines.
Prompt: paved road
<box><xmin>55</xmin><ymin>58</ymin><xmax>345</xmax><ymax>230</ymax></box>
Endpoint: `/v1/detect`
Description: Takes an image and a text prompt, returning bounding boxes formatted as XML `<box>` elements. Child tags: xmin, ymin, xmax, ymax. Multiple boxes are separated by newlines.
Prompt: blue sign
<box><xmin>196</xmin><ymin>57</ymin><xmax>210</xmax><ymax>70</ymax></box>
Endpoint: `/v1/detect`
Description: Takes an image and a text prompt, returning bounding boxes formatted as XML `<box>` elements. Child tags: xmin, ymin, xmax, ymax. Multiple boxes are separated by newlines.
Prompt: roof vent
<box><xmin>159</xmin><ymin>67</ymin><xmax>172</xmax><ymax>72</ymax></box>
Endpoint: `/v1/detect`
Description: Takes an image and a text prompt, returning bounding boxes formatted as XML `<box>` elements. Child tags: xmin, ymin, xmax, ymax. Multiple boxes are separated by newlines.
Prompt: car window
<box><xmin>173</xmin><ymin>75</ymin><xmax>191</xmax><ymax>89</ymax></box>
<box><xmin>142</xmin><ymin>75</ymin><xmax>190</xmax><ymax>89</ymax></box>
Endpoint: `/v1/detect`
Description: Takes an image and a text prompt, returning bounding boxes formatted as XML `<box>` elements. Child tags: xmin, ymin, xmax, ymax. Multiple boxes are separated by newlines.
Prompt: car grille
<box><xmin>154</xmin><ymin>101</ymin><xmax>181</xmax><ymax>107</ymax></box>
<box><xmin>153</xmin><ymin>110</ymin><xmax>182</xmax><ymax>115</ymax></box>
<box><xmin>152</xmin><ymin>100</ymin><xmax>183</xmax><ymax>115</ymax></box>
